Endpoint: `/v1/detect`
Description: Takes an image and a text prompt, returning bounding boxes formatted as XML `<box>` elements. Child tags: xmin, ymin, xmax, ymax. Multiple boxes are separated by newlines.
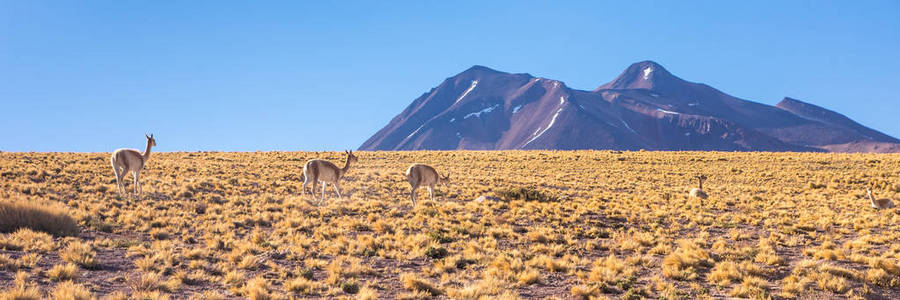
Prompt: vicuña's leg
<box><xmin>131</xmin><ymin>172</ymin><xmax>137</xmax><ymax>195</ymax></box>
<box><xmin>428</xmin><ymin>186</ymin><xmax>434</xmax><ymax>202</ymax></box>
<box><xmin>410</xmin><ymin>184</ymin><xmax>418</xmax><ymax>206</ymax></box>
<box><xmin>333</xmin><ymin>183</ymin><xmax>342</xmax><ymax>199</ymax></box>
<box><xmin>113</xmin><ymin>167</ymin><xmax>123</xmax><ymax>195</ymax></box>
<box><xmin>302</xmin><ymin>174</ymin><xmax>310</xmax><ymax>196</ymax></box>
<box><xmin>135</xmin><ymin>171</ymin><xmax>141</xmax><ymax>195</ymax></box>
<box><xmin>320</xmin><ymin>181</ymin><xmax>327</xmax><ymax>203</ymax></box>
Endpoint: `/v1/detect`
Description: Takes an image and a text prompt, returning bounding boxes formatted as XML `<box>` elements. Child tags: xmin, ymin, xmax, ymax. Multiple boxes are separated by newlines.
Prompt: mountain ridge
<box><xmin>359</xmin><ymin>61</ymin><xmax>899</xmax><ymax>153</ymax></box>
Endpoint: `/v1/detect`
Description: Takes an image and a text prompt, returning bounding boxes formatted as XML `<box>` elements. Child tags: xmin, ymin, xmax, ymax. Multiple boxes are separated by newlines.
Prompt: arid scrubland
<box><xmin>0</xmin><ymin>151</ymin><xmax>899</xmax><ymax>299</ymax></box>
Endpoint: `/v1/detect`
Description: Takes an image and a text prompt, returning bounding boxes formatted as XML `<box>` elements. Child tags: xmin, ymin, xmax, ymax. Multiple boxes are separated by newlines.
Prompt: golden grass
<box><xmin>0</xmin><ymin>271</ymin><xmax>42</xmax><ymax>300</ymax></box>
<box><xmin>1</xmin><ymin>151</ymin><xmax>899</xmax><ymax>298</ymax></box>
<box><xmin>0</xmin><ymin>253</ymin><xmax>18</xmax><ymax>271</ymax></box>
<box><xmin>0</xmin><ymin>198</ymin><xmax>78</xmax><ymax>236</ymax></box>
<box><xmin>400</xmin><ymin>272</ymin><xmax>442</xmax><ymax>296</ymax></box>
<box><xmin>51</xmin><ymin>281</ymin><xmax>93</xmax><ymax>300</ymax></box>
<box><xmin>707</xmin><ymin>260</ymin><xmax>741</xmax><ymax>286</ymax></box>
<box><xmin>243</xmin><ymin>277</ymin><xmax>272</xmax><ymax>300</ymax></box>
<box><xmin>60</xmin><ymin>241</ymin><xmax>97</xmax><ymax>268</ymax></box>
<box><xmin>47</xmin><ymin>263</ymin><xmax>80</xmax><ymax>282</ymax></box>
<box><xmin>662</xmin><ymin>240</ymin><xmax>712</xmax><ymax>280</ymax></box>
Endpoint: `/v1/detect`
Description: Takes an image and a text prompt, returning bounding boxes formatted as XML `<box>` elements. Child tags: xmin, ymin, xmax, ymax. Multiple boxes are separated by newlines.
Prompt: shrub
<box><xmin>0</xmin><ymin>287</ymin><xmax>42</xmax><ymax>300</ymax></box>
<box><xmin>517</xmin><ymin>269</ymin><xmax>541</xmax><ymax>285</ymax></box>
<box><xmin>0</xmin><ymin>254</ymin><xmax>19</xmax><ymax>271</ymax></box>
<box><xmin>356</xmin><ymin>286</ymin><xmax>378</xmax><ymax>300</ymax></box>
<box><xmin>662</xmin><ymin>240</ymin><xmax>712</xmax><ymax>280</ymax></box>
<box><xmin>495</xmin><ymin>187</ymin><xmax>558</xmax><ymax>202</ymax></box>
<box><xmin>9</xmin><ymin>228</ymin><xmax>55</xmax><ymax>252</ymax></box>
<box><xmin>0</xmin><ymin>198</ymin><xmax>78</xmax><ymax>236</ymax></box>
<box><xmin>60</xmin><ymin>241</ymin><xmax>97</xmax><ymax>268</ymax></box>
<box><xmin>129</xmin><ymin>272</ymin><xmax>162</xmax><ymax>292</ymax></box>
<box><xmin>1</xmin><ymin>271</ymin><xmax>42</xmax><ymax>300</ymax></box>
<box><xmin>52</xmin><ymin>281</ymin><xmax>93</xmax><ymax>300</ymax></box>
<box><xmin>707</xmin><ymin>260</ymin><xmax>741</xmax><ymax>286</ymax></box>
<box><xmin>425</xmin><ymin>246</ymin><xmax>448</xmax><ymax>259</ymax></box>
<box><xmin>400</xmin><ymin>272</ymin><xmax>441</xmax><ymax>295</ymax></box>
<box><xmin>730</xmin><ymin>276</ymin><xmax>769</xmax><ymax>298</ymax></box>
<box><xmin>243</xmin><ymin>277</ymin><xmax>271</xmax><ymax>300</ymax></box>
<box><xmin>341</xmin><ymin>280</ymin><xmax>360</xmax><ymax>294</ymax></box>
<box><xmin>570</xmin><ymin>284</ymin><xmax>599</xmax><ymax>299</ymax></box>
<box><xmin>285</xmin><ymin>277</ymin><xmax>323</xmax><ymax>294</ymax></box>
<box><xmin>48</xmin><ymin>263</ymin><xmax>80</xmax><ymax>281</ymax></box>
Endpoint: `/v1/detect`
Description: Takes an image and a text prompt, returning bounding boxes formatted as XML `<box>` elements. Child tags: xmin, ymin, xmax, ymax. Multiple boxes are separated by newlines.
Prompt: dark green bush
<box><xmin>495</xmin><ymin>187</ymin><xmax>558</xmax><ymax>202</ymax></box>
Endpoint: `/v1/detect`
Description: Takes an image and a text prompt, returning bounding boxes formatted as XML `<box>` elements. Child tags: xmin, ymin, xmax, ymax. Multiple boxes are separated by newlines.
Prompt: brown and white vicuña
<box><xmin>302</xmin><ymin>150</ymin><xmax>358</xmax><ymax>203</ymax></box>
<box><xmin>111</xmin><ymin>134</ymin><xmax>156</xmax><ymax>196</ymax></box>
<box><xmin>405</xmin><ymin>163</ymin><xmax>450</xmax><ymax>206</ymax></box>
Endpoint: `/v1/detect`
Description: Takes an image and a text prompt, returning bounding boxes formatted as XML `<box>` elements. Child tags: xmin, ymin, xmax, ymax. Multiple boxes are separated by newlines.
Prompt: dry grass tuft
<box><xmin>729</xmin><ymin>276</ymin><xmax>769</xmax><ymax>298</ymax></box>
<box><xmin>0</xmin><ymin>271</ymin><xmax>43</xmax><ymax>300</ymax></box>
<box><xmin>356</xmin><ymin>285</ymin><xmax>378</xmax><ymax>300</ymax></box>
<box><xmin>243</xmin><ymin>276</ymin><xmax>272</xmax><ymax>300</ymax></box>
<box><xmin>570</xmin><ymin>284</ymin><xmax>600</xmax><ymax>299</ymax></box>
<box><xmin>811</xmin><ymin>271</ymin><xmax>850</xmax><ymax>293</ymax></box>
<box><xmin>51</xmin><ymin>281</ymin><xmax>93</xmax><ymax>300</ymax></box>
<box><xmin>0</xmin><ymin>198</ymin><xmax>79</xmax><ymax>236</ymax></box>
<box><xmin>400</xmin><ymin>272</ymin><xmax>442</xmax><ymax>296</ymax></box>
<box><xmin>60</xmin><ymin>241</ymin><xmax>97</xmax><ymax>268</ymax></box>
<box><xmin>662</xmin><ymin>240</ymin><xmax>712</xmax><ymax>280</ymax></box>
<box><xmin>707</xmin><ymin>260</ymin><xmax>741</xmax><ymax>286</ymax></box>
<box><xmin>47</xmin><ymin>263</ymin><xmax>80</xmax><ymax>281</ymax></box>
<box><xmin>0</xmin><ymin>253</ymin><xmax>19</xmax><ymax>271</ymax></box>
<box><xmin>517</xmin><ymin>268</ymin><xmax>541</xmax><ymax>285</ymax></box>
<box><xmin>285</xmin><ymin>276</ymin><xmax>323</xmax><ymax>294</ymax></box>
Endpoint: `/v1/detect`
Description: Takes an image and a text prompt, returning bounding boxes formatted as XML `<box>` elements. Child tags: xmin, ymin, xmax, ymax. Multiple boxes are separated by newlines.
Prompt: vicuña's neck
<box><xmin>340</xmin><ymin>154</ymin><xmax>352</xmax><ymax>175</ymax></box>
<box><xmin>143</xmin><ymin>141</ymin><xmax>152</xmax><ymax>161</ymax></box>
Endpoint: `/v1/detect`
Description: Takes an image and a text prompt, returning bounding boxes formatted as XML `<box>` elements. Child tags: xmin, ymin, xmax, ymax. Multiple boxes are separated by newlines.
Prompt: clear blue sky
<box><xmin>2</xmin><ymin>1</ymin><xmax>898</xmax><ymax>152</ymax></box>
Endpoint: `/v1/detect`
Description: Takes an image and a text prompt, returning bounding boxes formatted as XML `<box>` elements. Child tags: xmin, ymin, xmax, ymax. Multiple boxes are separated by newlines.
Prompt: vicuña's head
<box><xmin>439</xmin><ymin>173</ymin><xmax>451</xmax><ymax>187</ymax></box>
<box><xmin>345</xmin><ymin>150</ymin><xmax>358</xmax><ymax>163</ymax></box>
<box><xmin>696</xmin><ymin>174</ymin><xmax>707</xmax><ymax>183</ymax></box>
<box><xmin>146</xmin><ymin>133</ymin><xmax>157</xmax><ymax>147</ymax></box>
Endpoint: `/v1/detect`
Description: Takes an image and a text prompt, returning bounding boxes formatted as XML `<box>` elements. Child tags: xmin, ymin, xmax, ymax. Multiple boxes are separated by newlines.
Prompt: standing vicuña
<box><xmin>302</xmin><ymin>150</ymin><xmax>358</xmax><ymax>203</ymax></box>
<box><xmin>405</xmin><ymin>163</ymin><xmax>450</xmax><ymax>206</ymax></box>
<box><xmin>111</xmin><ymin>134</ymin><xmax>156</xmax><ymax>196</ymax></box>
<box><xmin>866</xmin><ymin>188</ymin><xmax>895</xmax><ymax>209</ymax></box>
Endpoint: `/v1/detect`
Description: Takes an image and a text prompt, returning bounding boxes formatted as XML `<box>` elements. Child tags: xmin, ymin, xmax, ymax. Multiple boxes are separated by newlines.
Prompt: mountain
<box><xmin>359</xmin><ymin>61</ymin><xmax>900</xmax><ymax>152</ymax></box>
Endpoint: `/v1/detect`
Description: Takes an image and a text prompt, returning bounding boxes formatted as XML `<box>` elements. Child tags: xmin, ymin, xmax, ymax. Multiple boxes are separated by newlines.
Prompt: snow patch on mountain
<box><xmin>454</xmin><ymin>80</ymin><xmax>478</xmax><ymax>105</ymax></box>
<box><xmin>464</xmin><ymin>104</ymin><xmax>500</xmax><ymax>119</ymax></box>
<box><xmin>525</xmin><ymin>108</ymin><xmax>564</xmax><ymax>146</ymax></box>
<box><xmin>656</xmin><ymin>108</ymin><xmax>679</xmax><ymax>115</ymax></box>
<box><xmin>620</xmin><ymin>118</ymin><xmax>637</xmax><ymax>134</ymax></box>
<box><xmin>406</xmin><ymin>124</ymin><xmax>425</xmax><ymax>140</ymax></box>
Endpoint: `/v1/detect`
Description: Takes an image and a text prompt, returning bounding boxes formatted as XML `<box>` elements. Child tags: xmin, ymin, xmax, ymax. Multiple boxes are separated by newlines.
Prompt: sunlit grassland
<box><xmin>0</xmin><ymin>150</ymin><xmax>899</xmax><ymax>299</ymax></box>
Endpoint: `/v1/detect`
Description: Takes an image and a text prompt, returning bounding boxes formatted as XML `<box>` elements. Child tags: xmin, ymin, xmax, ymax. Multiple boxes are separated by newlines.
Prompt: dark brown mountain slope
<box><xmin>360</xmin><ymin>61</ymin><xmax>899</xmax><ymax>152</ymax></box>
